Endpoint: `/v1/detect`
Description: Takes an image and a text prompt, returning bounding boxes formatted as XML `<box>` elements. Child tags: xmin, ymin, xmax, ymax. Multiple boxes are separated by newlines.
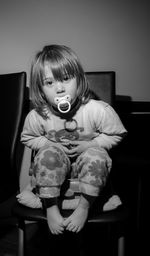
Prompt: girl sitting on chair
<box><xmin>17</xmin><ymin>44</ymin><xmax>127</xmax><ymax>235</ymax></box>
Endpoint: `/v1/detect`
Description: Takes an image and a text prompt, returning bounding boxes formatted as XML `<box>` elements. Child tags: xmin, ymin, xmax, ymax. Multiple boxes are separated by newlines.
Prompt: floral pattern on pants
<box><xmin>76</xmin><ymin>147</ymin><xmax>112</xmax><ymax>196</ymax></box>
<box><xmin>31</xmin><ymin>144</ymin><xmax>112</xmax><ymax>198</ymax></box>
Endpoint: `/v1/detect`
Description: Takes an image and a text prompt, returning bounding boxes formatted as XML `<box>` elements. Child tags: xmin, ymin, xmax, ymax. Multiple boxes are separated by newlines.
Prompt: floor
<box><xmin>0</xmin><ymin>221</ymin><xmax>52</xmax><ymax>256</ymax></box>
<box><xmin>0</xmin><ymin>223</ymin><xmax>17</xmax><ymax>256</ymax></box>
<box><xmin>0</xmin><ymin>220</ymin><xmax>115</xmax><ymax>256</ymax></box>
<box><xmin>0</xmin><ymin>218</ymin><xmax>143</xmax><ymax>256</ymax></box>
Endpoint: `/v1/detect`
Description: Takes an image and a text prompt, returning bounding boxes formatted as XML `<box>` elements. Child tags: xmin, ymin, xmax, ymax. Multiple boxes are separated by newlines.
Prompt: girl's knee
<box><xmin>78</xmin><ymin>147</ymin><xmax>112</xmax><ymax>186</ymax></box>
<box><xmin>31</xmin><ymin>145</ymin><xmax>70</xmax><ymax>189</ymax></box>
<box><xmin>79</xmin><ymin>147</ymin><xmax>111</xmax><ymax>167</ymax></box>
<box><xmin>36</xmin><ymin>144</ymin><xmax>68</xmax><ymax>164</ymax></box>
<box><xmin>37</xmin><ymin>143</ymin><xmax>64</xmax><ymax>157</ymax></box>
<box><xmin>33</xmin><ymin>144</ymin><xmax>70</xmax><ymax>177</ymax></box>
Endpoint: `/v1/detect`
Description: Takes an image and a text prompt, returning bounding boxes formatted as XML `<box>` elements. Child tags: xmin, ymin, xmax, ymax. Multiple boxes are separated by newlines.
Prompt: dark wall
<box><xmin>112</xmin><ymin>99</ymin><xmax>150</xmax><ymax>254</ymax></box>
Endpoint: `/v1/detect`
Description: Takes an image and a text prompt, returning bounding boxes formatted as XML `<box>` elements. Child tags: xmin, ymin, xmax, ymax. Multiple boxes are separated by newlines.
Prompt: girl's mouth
<box><xmin>54</xmin><ymin>95</ymin><xmax>71</xmax><ymax>113</ymax></box>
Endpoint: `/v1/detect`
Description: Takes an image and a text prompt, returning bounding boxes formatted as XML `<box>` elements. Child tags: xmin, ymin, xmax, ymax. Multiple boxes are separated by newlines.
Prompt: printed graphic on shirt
<box><xmin>46</xmin><ymin>127</ymin><xmax>99</xmax><ymax>145</ymax></box>
<box><xmin>46</xmin><ymin>128</ymin><xmax>83</xmax><ymax>143</ymax></box>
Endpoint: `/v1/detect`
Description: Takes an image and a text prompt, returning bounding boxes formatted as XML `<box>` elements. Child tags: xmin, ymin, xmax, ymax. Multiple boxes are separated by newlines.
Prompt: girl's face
<box><xmin>42</xmin><ymin>64</ymin><xmax>78</xmax><ymax>107</ymax></box>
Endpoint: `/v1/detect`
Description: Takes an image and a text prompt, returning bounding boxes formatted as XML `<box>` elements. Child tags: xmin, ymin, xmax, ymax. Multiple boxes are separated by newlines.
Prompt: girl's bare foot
<box><xmin>63</xmin><ymin>196</ymin><xmax>89</xmax><ymax>233</ymax></box>
<box><xmin>47</xmin><ymin>205</ymin><xmax>64</xmax><ymax>235</ymax></box>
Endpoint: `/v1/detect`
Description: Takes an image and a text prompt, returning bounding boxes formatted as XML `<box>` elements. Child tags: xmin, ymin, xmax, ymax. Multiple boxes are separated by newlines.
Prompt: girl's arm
<box><xmin>21</xmin><ymin>110</ymin><xmax>49</xmax><ymax>151</ymax></box>
<box><xmin>92</xmin><ymin>103</ymin><xmax>127</xmax><ymax>150</ymax></box>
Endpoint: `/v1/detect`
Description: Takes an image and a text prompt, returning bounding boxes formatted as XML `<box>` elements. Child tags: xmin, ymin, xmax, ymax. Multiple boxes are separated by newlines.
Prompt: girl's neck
<box><xmin>50</xmin><ymin>97</ymin><xmax>81</xmax><ymax>120</ymax></box>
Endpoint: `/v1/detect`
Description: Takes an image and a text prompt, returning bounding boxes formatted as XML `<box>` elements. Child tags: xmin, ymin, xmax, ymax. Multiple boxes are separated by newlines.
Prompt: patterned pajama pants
<box><xmin>31</xmin><ymin>144</ymin><xmax>112</xmax><ymax>198</ymax></box>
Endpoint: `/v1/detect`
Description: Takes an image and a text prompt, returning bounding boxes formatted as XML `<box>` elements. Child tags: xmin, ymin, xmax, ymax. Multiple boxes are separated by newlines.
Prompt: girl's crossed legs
<box><xmin>33</xmin><ymin>144</ymin><xmax>112</xmax><ymax>234</ymax></box>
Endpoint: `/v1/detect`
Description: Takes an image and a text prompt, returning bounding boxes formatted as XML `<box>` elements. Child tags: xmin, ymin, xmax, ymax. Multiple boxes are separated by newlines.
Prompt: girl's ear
<box><xmin>40</xmin><ymin>89</ymin><xmax>47</xmax><ymax>104</ymax></box>
<box><xmin>77</xmin><ymin>80</ymin><xmax>83</xmax><ymax>95</ymax></box>
<box><xmin>76</xmin><ymin>86</ymin><xmax>80</xmax><ymax>95</ymax></box>
<box><xmin>76</xmin><ymin>87</ymin><xmax>82</xmax><ymax>101</ymax></box>
<box><xmin>40</xmin><ymin>86</ymin><xmax>45</xmax><ymax>98</ymax></box>
<box><xmin>41</xmin><ymin>90</ymin><xmax>45</xmax><ymax>98</ymax></box>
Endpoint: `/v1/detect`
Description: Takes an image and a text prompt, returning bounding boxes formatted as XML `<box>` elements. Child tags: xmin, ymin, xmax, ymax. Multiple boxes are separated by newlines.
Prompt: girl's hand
<box><xmin>62</xmin><ymin>140</ymin><xmax>98</xmax><ymax>158</ymax></box>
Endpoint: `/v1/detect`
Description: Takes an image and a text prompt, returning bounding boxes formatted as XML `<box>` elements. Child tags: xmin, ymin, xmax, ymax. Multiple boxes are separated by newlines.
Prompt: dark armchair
<box><xmin>12</xmin><ymin>71</ymin><xmax>129</xmax><ymax>256</ymax></box>
<box><xmin>0</xmin><ymin>72</ymin><xmax>27</xmax><ymax>223</ymax></box>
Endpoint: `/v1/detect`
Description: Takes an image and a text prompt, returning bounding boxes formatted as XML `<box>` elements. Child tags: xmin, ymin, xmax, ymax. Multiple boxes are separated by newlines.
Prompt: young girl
<box><xmin>19</xmin><ymin>44</ymin><xmax>127</xmax><ymax>235</ymax></box>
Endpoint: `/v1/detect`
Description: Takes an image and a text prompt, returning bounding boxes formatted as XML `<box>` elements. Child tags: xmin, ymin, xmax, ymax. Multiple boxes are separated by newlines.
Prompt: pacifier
<box><xmin>54</xmin><ymin>95</ymin><xmax>71</xmax><ymax>113</ymax></box>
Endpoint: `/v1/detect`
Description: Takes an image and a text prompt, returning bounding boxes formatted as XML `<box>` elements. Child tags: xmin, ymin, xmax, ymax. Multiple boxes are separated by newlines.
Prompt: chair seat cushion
<box><xmin>12</xmin><ymin>200</ymin><xmax>128</xmax><ymax>224</ymax></box>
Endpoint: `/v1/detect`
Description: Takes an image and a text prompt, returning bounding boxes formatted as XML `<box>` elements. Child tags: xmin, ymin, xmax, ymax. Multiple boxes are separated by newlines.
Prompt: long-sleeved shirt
<box><xmin>21</xmin><ymin>99</ymin><xmax>127</xmax><ymax>151</ymax></box>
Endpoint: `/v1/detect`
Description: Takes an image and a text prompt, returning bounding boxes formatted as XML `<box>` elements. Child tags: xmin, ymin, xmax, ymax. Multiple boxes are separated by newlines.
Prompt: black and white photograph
<box><xmin>0</xmin><ymin>0</ymin><xmax>149</xmax><ymax>255</ymax></box>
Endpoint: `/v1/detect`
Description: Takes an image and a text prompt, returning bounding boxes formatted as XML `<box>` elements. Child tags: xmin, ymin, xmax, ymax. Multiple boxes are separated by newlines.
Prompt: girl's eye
<box><xmin>45</xmin><ymin>80</ymin><xmax>54</xmax><ymax>87</ymax></box>
<box><xmin>48</xmin><ymin>81</ymin><xmax>53</xmax><ymax>85</ymax></box>
<box><xmin>63</xmin><ymin>76</ymin><xmax>70</xmax><ymax>81</ymax></box>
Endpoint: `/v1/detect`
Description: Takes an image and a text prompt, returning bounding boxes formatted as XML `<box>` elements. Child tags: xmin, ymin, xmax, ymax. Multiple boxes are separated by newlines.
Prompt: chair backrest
<box><xmin>0</xmin><ymin>72</ymin><xmax>27</xmax><ymax>204</ymax></box>
<box><xmin>86</xmin><ymin>71</ymin><xmax>115</xmax><ymax>106</ymax></box>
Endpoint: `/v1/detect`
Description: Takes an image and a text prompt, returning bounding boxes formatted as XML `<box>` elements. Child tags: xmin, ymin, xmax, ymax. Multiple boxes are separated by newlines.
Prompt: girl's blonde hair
<box><xmin>30</xmin><ymin>44</ymin><xmax>91</xmax><ymax>117</ymax></box>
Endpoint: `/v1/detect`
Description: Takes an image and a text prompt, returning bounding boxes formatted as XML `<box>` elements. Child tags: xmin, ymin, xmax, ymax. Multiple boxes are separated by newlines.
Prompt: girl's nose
<box><xmin>56</xmin><ymin>81</ymin><xmax>65</xmax><ymax>93</ymax></box>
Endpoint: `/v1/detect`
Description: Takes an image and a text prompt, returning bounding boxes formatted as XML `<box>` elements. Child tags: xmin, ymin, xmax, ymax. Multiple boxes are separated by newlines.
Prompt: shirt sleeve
<box><xmin>93</xmin><ymin>102</ymin><xmax>127</xmax><ymax>150</ymax></box>
<box><xmin>21</xmin><ymin>110</ymin><xmax>49</xmax><ymax>151</ymax></box>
